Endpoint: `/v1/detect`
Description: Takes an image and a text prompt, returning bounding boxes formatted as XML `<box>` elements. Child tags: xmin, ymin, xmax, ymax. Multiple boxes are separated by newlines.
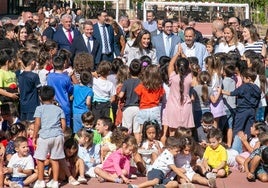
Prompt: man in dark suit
<box><xmin>93</xmin><ymin>10</ymin><xmax>120</xmax><ymax>64</ymax></box>
<box><xmin>53</xmin><ymin>14</ymin><xmax>81</xmax><ymax>52</ymax></box>
<box><xmin>42</xmin><ymin>17</ymin><xmax>58</xmax><ymax>40</ymax></box>
<box><xmin>71</xmin><ymin>20</ymin><xmax>100</xmax><ymax>69</ymax></box>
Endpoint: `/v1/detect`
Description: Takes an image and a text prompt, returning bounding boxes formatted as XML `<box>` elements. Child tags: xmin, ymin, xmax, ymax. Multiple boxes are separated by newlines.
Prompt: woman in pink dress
<box><xmin>164</xmin><ymin>50</ymin><xmax>194</xmax><ymax>137</ymax></box>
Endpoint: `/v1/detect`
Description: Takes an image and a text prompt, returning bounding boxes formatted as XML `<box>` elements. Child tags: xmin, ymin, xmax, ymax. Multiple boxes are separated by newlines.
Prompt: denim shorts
<box><xmin>147</xmin><ymin>169</ymin><xmax>170</xmax><ymax>185</ymax></box>
<box><xmin>136</xmin><ymin>106</ymin><xmax>161</xmax><ymax>127</ymax></box>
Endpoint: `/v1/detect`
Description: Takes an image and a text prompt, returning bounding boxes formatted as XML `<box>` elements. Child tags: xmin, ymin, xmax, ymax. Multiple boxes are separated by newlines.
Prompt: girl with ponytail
<box><xmin>164</xmin><ymin>45</ymin><xmax>195</xmax><ymax>137</ymax></box>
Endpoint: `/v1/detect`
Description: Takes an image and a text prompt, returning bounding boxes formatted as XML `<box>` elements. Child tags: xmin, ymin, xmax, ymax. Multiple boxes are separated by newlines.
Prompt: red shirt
<box><xmin>135</xmin><ymin>83</ymin><xmax>165</xmax><ymax>109</ymax></box>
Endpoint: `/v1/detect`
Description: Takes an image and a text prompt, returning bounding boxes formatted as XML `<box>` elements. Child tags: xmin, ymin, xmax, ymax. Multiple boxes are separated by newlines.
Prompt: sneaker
<box><xmin>130</xmin><ymin>174</ymin><xmax>138</xmax><ymax>179</ymax></box>
<box><xmin>9</xmin><ymin>182</ymin><xmax>23</xmax><ymax>188</ymax></box>
<box><xmin>33</xmin><ymin>180</ymin><xmax>46</xmax><ymax>188</ymax></box>
<box><xmin>68</xmin><ymin>177</ymin><xmax>80</xmax><ymax>186</ymax></box>
<box><xmin>208</xmin><ymin>178</ymin><xmax>217</xmax><ymax>188</ymax></box>
<box><xmin>77</xmin><ymin>176</ymin><xmax>87</xmax><ymax>184</ymax></box>
<box><xmin>46</xmin><ymin>180</ymin><xmax>59</xmax><ymax>188</ymax></box>
<box><xmin>206</xmin><ymin>172</ymin><xmax>216</xmax><ymax>179</ymax></box>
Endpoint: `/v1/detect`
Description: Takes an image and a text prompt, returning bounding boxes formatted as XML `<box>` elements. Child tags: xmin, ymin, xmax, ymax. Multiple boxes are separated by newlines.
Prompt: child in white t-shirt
<box><xmin>5</xmin><ymin>136</ymin><xmax>36</xmax><ymax>188</ymax></box>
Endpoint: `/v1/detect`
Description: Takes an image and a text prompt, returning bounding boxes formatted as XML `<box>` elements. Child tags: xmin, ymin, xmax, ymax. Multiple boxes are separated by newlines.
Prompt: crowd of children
<box><xmin>0</xmin><ymin>36</ymin><xmax>268</xmax><ymax>188</ymax></box>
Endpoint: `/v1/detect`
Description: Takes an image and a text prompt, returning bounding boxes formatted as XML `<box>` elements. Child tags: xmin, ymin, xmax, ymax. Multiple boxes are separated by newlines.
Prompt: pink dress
<box><xmin>165</xmin><ymin>72</ymin><xmax>194</xmax><ymax>128</ymax></box>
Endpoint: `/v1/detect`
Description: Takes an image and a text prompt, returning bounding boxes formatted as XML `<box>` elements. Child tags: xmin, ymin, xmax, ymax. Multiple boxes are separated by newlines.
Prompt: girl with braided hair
<box><xmin>164</xmin><ymin>47</ymin><xmax>194</xmax><ymax>137</ymax></box>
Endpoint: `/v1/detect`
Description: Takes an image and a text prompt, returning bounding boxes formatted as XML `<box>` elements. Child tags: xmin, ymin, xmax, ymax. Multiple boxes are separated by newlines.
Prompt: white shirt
<box><xmin>97</xmin><ymin>23</ymin><xmax>111</xmax><ymax>54</ymax></box>
<box><xmin>185</xmin><ymin>44</ymin><xmax>196</xmax><ymax>57</ymax></box>
<box><xmin>83</xmin><ymin>34</ymin><xmax>93</xmax><ymax>52</ymax></box>
<box><xmin>151</xmin><ymin>149</ymin><xmax>175</xmax><ymax>175</ymax></box>
<box><xmin>62</xmin><ymin>27</ymin><xmax>74</xmax><ymax>40</ymax></box>
<box><xmin>8</xmin><ymin>153</ymin><xmax>35</xmax><ymax>177</ymax></box>
<box><xmin>93</xmin><ymin>77</ymin><xmax>116</xmax><ymax>102</ymax></box>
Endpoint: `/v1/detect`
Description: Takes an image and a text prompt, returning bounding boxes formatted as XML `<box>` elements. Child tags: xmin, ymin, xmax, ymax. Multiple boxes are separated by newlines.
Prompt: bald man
<box><xmin>212</xmin><ymin>19</ymin><xmax>224</xmax><ymax>39</ymax></box>
<box><xmin>17</xmin><ymin>11</ymin><xmax>33</xmax><ymax>26</ymax></box>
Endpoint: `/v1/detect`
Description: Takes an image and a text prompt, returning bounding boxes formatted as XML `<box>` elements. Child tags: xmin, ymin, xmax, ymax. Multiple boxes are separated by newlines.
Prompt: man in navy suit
<box><xmin>93</xmin><ymin>10</ymin><xmax>120</xmax><ymax>64</ymax></box>
<box><xmin>42</xmin><ymin>17</ymin><xmax>58</xmax><ymax>40</ymax></box>
<box><xmin>70</xmin><ymin>20</ymin><xmax>100</xmax><ymax>69</ymax></box>
<box><xmin>53</xmin><ymin>14</ymin><xmax>81</xmax><ymax>52</ymax></box>
<box><xmin>152</xmin><ymin>19</ymin><xmax>181</xmax><ymax>61</ymax></box>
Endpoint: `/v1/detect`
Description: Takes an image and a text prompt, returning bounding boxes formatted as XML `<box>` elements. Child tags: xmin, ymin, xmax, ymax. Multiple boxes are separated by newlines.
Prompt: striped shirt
<box><xmin>244</xmin><ymin>40</ymin><xmax>264</xmax><ymax>54</ymax></box>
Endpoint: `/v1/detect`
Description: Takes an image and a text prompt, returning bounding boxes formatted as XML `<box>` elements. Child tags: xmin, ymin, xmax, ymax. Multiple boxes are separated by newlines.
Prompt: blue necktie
<box><xmin>165</xmin><ymin>36</ymin><xmax>171</xmax><ymax>56</ymax></box>
<box><xmin>102</xmin><ymin>25</ymin><xmax>109</xmax><ymax>54</ymax></box>
<box><xmin>87</xmin><ymin>37</ymin><xmax>92</xmax><ymax>53</ymax></box>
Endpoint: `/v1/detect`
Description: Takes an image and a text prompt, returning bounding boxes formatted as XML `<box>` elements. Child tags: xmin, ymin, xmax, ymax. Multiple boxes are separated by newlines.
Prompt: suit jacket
<box><xmin>53</xmin><ymin>25</ymin><xmax>81</xmax><ymax>52</ymax></box>
<box><xmin>70</xmin><ymin>34</ymin><xmax>100</xmax><ymax>67</ymax></box>
<box><xmin>152</xmin><ymin>33</ymin><xmax>181</xmax><ymax>61</ymax></box>
<box><xmin>42</xmin><ymin>26</ymin><xmax>56</xmax><ymax>40</ymax></box>
<box><xmin>93</xmin><ymin>23</ymin><xmax>120</xmax><ymax>64</ymax></box>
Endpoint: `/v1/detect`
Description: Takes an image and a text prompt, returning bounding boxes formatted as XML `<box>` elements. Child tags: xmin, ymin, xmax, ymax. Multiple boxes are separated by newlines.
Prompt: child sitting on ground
<box><xmin>201</xmin><ymin>128</ymin><xmax>229</xmax><ymax>178</ymax></box>
<box><xmin>128</xmin><ymin>137</ymin><xmax>189</xmax><ymax>188</ymax></box>
<box><xmin>94</xmin><ymin>136</ymin><xmax>138</xmax><ymax>184</ymax></box>
<box><xmin>5</xmin><ymin>136</ymin><xmax>36</xmax><ymax>187</ymax></box>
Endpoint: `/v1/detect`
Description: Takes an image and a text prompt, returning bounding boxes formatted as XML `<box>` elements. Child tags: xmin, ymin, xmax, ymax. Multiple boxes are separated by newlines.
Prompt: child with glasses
<box><xmin>197</xmin><ymin>112</ymin><xmax>216</xmax><ymax>148</ymax></box>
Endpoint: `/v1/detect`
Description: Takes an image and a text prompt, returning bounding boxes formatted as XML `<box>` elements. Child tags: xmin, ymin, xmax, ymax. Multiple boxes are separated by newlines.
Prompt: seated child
<box><xmin>5</xmin><ymin>122</ymin><xmax>26</xmax><ymax>162</ymax></box>
<box><xmin>244</xmin><ymin>132</ymin><xmax>268</xmax><ymax>182</ymax></box>
<box><xmin>134</xmin><ymin>120</ymin><xmax>163</xmax><ymax>174</ymax></box>
<box><xmin>59</xmin><ymin>138</ymin><xmax>87</xmax><ymax>185</ymax></box>
<box><xmin>235</xmin><ymin>122</ymin><xmax>267</xmax><ymax>172</ymax></box>
<box><xmin>128</xmin><ymin>137</ymin><xmax>189</xmax><ymax>188</ymax></box>
<box><xmin>77</xmin><ymin>128</ymin><xmax>101</xmax><ymax>177</ymax></box>
<box><xmin>95</xmin><ymin>136</ymin><xmax>137</xmax><ymax>184</ymax></box>
<box><xmin>80</xmin><ymin>111</ymin><xmax>101</xmax><ymax>145</ymax></box>
<box><xmin>175</xmin><ymin>136</ymin><xmax>216</xmax><ymax>188</ymax></box>
<box><xmin>196</xmin><ymin>112</ymin><xmax>216</xmax><ymax>148</ymax></box>
<box><xmin>95</xmin><ymin>117</ymin><xmax>114</xmax><ymax>162</ymax></box>
<box><xmin>5</xmin><ymin>136</ymin><xmax>36</xmax><ymax>187</ymax></box>
<box><xmin>201</xmin><ymin>128</ymin><xmax>229</xmax><ymax>178</ymax></box>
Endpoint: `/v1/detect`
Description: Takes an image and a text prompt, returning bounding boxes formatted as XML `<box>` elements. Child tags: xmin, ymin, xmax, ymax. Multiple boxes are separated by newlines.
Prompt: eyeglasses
<box><xmin>202</xmin><ymin>123</ymin><xmax>213</xmax><ymax>129</ymax></box>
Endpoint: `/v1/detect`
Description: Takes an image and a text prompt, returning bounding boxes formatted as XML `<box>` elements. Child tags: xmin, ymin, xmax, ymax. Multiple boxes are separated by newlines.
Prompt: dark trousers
<box><xmin>92</xmin><ymin>101</ymin><xmax>111</xmax><ymax>124</ymax></box>
<box><xmin>233</xmin><ymin>108</ymin><xmax>255</xmax><ymax>137</ymax></box>
<box><xmin>100</xmin><ymin>53</ymin><xmax>114</xmax><ymax>63</ymax></box>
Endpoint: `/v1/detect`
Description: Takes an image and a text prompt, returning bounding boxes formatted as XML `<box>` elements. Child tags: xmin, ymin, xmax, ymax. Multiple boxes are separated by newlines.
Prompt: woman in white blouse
<box><xmin>126</xmin><ymin>29</ymin><xmax>157</xmax><ymax>66</ymax></box>
<box><xmin>215</xmin><ymin>25</ymin><xmax>245</xmax><ymax>55</ymax></box>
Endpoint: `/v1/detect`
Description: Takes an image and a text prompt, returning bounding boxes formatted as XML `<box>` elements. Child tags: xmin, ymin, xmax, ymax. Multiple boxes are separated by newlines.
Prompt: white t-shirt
<box><xmin>151</xmin><ymin>149</ymin><xmax>175</xmax><ymax>175</ymax></box>
<box><xmin>93</xmin><ymin>77</ymin><xmax>116</xmax><ymax>102</ymax></box>
<box><xmin>7</xmin><ymin>153</ymin><xmax>35</xmax><ymax>177</ymax></box>
<box><xmin>141</xmin><ymin>140</ymin><xmax>163</xmax><ymax>164</ymax></box>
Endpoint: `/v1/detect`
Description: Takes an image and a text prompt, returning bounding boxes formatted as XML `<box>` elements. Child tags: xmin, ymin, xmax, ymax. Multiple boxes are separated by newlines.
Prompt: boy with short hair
<box><xmin>81</xmin><ymin>111</ymin><xmax>101</xmax><ymax>144</ymax></box>
<box><xmin>222</xmin><ymin>69</ymin><xmax>261</xmax><ymax>137</ymax></box>
<box><xmin>47</xmin><ymin>55</ymin><xmax>73</xmax><ymax>127</ymax></box>
<box><xmin>202</xmin><ymin>128</ymin><xmax>228</xmax><ymax>178</ymax></box>
<box><xmin>95</xmin><ymin>117</ymin><xmax>114</xmax><ymax>162</ymax></box>
<box><xmin>0</xmin><ymin>49</ymin><xmax>19</xmax><ymax>103</ymax></box>
<box><xmin>128</xmin><ymin>137</ymin><xmax>189</xmax><ymax>188</ymax></box>
<box><xmin>72</xmin><ymin>70</ymin><xmax>93</xmax><ymax>133</ymax></box>
<box><xmin>5</xmin><ymin>136</ymin><xmax>36</xmax><ymax>188</ymax></box>
<box><xmin>197</xmin><ymin>112</ymin><xmax>216</xmax><ymax>148</ymax></box>
<box><xmin>33</xmin><ymin>86</ymin><xmax>66</xmax><ymax>188</ymax></box>
<box><xmin>18</xmin><ymin>51</ymin><xmax>41</xmax><ymax>121</ymax></box>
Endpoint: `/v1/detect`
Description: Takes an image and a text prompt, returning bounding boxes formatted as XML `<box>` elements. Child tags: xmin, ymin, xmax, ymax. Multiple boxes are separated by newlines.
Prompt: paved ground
<box><xmin>59</xmin><ymin>169</ymin><xmax>266</xmax><ymax>188</ymax></box>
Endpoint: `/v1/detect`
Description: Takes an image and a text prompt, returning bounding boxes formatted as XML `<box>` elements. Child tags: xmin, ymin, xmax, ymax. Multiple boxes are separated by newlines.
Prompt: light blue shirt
<box><xmin>78</xmin><ymin>144</ymin><xmax>101</xmax><ymax>170</ymax></box>
<box><xmin>98</xmin><ymin>23</ymin><xmax>111</xmax><ymax>54</ymax></box>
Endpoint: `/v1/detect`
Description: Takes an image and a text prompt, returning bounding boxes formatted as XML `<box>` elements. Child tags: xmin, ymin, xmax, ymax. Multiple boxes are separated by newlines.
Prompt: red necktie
<box><xmin>67</xmin><ymin>30</ymin><xmax>73</xmax><ymax>44</ymax></box>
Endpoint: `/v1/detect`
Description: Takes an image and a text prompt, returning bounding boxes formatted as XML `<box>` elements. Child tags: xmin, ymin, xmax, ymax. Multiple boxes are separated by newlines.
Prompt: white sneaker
<box><xmin>77</xmin><ymin>176</ymin><xmax>87</xmax><ymax>184</ymax></box>
<box><xmin>68</xmin><ymin>177</ymin><xmax>80</xmax><ymax>186</ymax></box>
<box><xmin>46</xmin><ymin>180</ymin><xmax>59</xmax><ymax>188</ymax></box>
<box><xmin>33</xmin><ymin>180</ymin><xmax>46</xmax><ymax>188</ymax></box>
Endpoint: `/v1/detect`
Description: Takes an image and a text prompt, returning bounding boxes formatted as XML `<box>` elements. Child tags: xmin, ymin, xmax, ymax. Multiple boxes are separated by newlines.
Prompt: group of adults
<box><xmin>0</xmin><ymin>6</ymin><xmax>267</xmax><ymax>70</ymax></box>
